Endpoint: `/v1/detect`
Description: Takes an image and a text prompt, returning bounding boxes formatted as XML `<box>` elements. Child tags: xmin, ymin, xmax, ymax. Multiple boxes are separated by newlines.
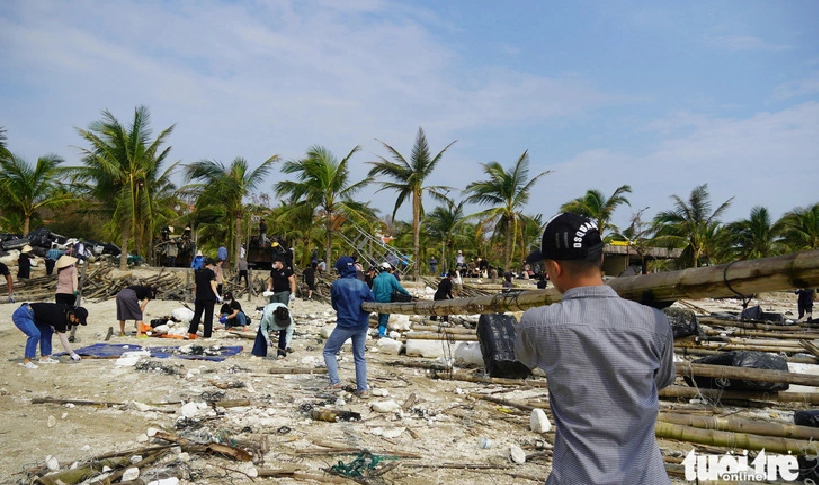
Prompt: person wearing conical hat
<box><xmin>54</xmin><ymin>255</ymin><xmax>79</xmax><ymax>307</ymax></box>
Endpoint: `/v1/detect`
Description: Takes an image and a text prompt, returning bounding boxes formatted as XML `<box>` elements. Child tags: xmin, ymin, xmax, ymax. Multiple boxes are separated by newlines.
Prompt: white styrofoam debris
<box><xmin>320</xmin><ymin>327</ymin><xmax>334</xmax><ymax>338</ymax></box>
<box><xmin>47</xmin><ymin>415</ymin><xmax>56</xmax><ymax>428</ymax></box>
<box><xmin>45</xmin><ymin>455</ymin><xmax>60</xmax><ymax>471</ymax></box>
<box><xmin>404</xmin><ymin>340</ymin><xmax>484</xmax><ymax>365</ymax></box>
<box><xmin>388</xmin><ymin>315</ymin><xmax>412</xmax><ymax>331</ymax></box>
<box><xmin>389</xmin><ymin>331</ymin><xmax>401</xmax><ymax>339</ymax></box>
<box><xmin>509</xmin><ymin>445</ymin><xmax>526</xmax><ymax>464</ymax></box>
<box><xmin>179</xmin><ymin>402</ymin><xmax>200</xmax><ymax>417</ymax></box>
<box><xmin>147</xmin><ymin>479</ymin><xmax>180</xmax><ymax>485</ymax></box>
<box><xmin>529</xmin><ymin>409</ymin><xmax>552</xmax><ymax>433</ymax></box>
<box><xmin>371</xmin><ymin>389</ymin><xmax>388</xmax><ymax>397</ymax></box>
<box><xmin>122</xmin><ymin>468</ymin><xmax>140</xmax><ymax>481</ymax></box>
<box><xmin>115</xmin><ymin>351</ymin><xmax>150</xmax><ymax>367</ymax></box>
<box><xmin>382</xmin><ymin>427</ymin><xmax>405</xmax><ymax>438</ymax></box>
<box><xmin>375</xmin><ymin>337</ymin><xmax>403</xmax><ymax>355</ymax></box>
<box><xmin>171</xmin><ymin>307</ymin><xmax>195</xmax><ymax>323</ymax></box>
<box><xmin>371</xmin><ymin>401</ymin><xmax>400</xmax><ymax>413</ymax></box>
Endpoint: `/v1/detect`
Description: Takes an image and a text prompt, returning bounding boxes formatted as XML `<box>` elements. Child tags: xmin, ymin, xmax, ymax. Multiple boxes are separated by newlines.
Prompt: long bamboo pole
<box><xmin>657</xmin><ymin>412</ymin><xmax>819</xmax><ymax>440</ymax></box>
<box><xmin>655</xmin><ymin>422</ymin><xmax>819</xmax><ymax>455</ymax></box>
<box><xmin>363</xmin><ymin>249</ymin><xmax>819</xmax><ymax>316</ymax></box>
<box><xmin>676</xmin><ymin>362</ymin><xmax>819</xmax><ymax>387</ymax></box>
<box><xmin>658</xmin><ymin>385</ymin><xmax>819</xmax><ymax>404</ymax></box>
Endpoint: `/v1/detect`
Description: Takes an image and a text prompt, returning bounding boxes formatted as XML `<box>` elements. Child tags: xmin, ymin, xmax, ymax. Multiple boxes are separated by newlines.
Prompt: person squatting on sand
<box><xmin>13</xmin><ymin>303</ymin><xmax>88</xmax><ymax>368</ymax></box>
<box><xmin>515</xmin><ymin>213</ymin><xmax>675</xmax><ymax>485</ymax></box>
<box><xmin>219</xmin><ymin>292</ymin><xmax>248</xmax><ymax>330</ymax></box>
<box><xmin>323</xmin><ymin>257</ymin><xmax>374</xmax><ymax>396</ymax></box>
<box><xmin>251</xmin><ymin>302</ymin><xmax>294</xmax><ymax>359</ymax></box>
<box><xmin>116</xmin><ymin>285</ymin><xmax>157</xmax><ymax>337</ymax></box>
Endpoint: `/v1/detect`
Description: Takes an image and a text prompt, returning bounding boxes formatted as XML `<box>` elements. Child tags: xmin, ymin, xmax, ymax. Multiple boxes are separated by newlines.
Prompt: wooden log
<box><xmin>363</xmin><ymin>250</ymin><xmax>819</xmax><ymax>315</ymax></box>
<box><xmin>433</xmin><ymin>374</ymin><xmax>548</xmax><ymax>388</ymax></box>
<box><xmin>404</xmin><ymin>332</ymin><xmax>480</xmax><ymax>341</ymax></box>
<box><xmin>657</xmin><ymin>412</ymin><xmax>819</xmax><ymax>440</ymax></box>
<box><xmin>677</xmin><ymin>362</ymin><xmax>819</xmax><ymax>387</ymax></box>
<box><xmin>702</xmin><ymin>328</ymin><xmax>819</xmax><ymax>340</ymax></box>
<box><xmin>674</xmin><ymin>348</ymin><xmax>818</xmax><ymax>364</ymax></box>
<box><xmin>409</xmin><ymin>325</ymin><xmax>477</xmax><ymax>334</ymax></box>
<box><xmin>698</xmin><ymin>317</ymin><xmax>803</xmax><ymax>331</ymax></box>
<box><xmin>675</xmin><ymin>342</ymin><xmax>804</xmax><ymax>353</ymax></box>
<box><xmin>800</xmin><ymin>339</ymin><xmax>819</xmax><ymax>359</ymax></box>
<box><xmin>655</xmin><ymin>421</ymin><xmax>819</xmax><ymax>455</ymax></box>
<box><xmin>659</xmin><ymin>385</ymin><xmax>819</xmax><ymax>404</ymax></box>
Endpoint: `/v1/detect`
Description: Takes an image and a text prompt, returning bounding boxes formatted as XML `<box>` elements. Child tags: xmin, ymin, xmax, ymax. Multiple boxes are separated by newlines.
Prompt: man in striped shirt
<box><xmin>515</xmin><ymin>213</ymin><xmax>675</xmax><ymax>485</ymax></box>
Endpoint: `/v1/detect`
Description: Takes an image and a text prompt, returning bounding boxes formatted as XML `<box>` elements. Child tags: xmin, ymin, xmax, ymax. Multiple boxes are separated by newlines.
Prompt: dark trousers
<box><xmin>188</xmin><ymin>299</ymin><xmax>215</xmax><ymax>337</ymax></box>
<box><xmin>251</xmin><ymin>327</ymin><xmax>287</xmax><ymax>357</ymax></box>
<box><xmin>55</xmin><ymin>293</ymin><xmax>76</xmax><ymax>306</ymax></box>
<box><xmin>238</xmin><ymin>270</ymin><xmax>249</xmax><ymax>288</ymax></box>
<box><xmin>168</xmin><ymin>256</ymin><xmax>177</xmax><ymax>267</ymax></box>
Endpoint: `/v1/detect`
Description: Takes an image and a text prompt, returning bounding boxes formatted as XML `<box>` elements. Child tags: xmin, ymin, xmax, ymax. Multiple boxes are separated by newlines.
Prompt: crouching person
<box><xmin>219</xmin><ymin>292</ymin><xmax>248</xmax><ymax>330</ymax></box>
<box><xmin>251</xmin><ymin>303</ymin><xmax>293</xmax><ymax>360</ymax></box>
<box><xmin>13</xmin><ymin>303</ymin><xmax>88</xmax><ymax>369</ymax></box>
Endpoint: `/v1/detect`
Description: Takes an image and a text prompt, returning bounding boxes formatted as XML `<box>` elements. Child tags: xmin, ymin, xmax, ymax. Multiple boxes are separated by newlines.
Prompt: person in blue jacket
<box><xmin>372</xmin><ymin>262</ymin><xmax>410</xmax><ymax>337</ymax></box>
<box><xmin>323</xmin><ymin>256</ymin><xmax>374</xmax><ymax>396</ymax></box>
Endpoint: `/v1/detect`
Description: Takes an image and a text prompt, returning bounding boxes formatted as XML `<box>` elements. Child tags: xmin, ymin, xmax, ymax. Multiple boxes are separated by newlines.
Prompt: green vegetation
<box><xmin>2</xmin><ymin>108</ymin><xmax>818</xmax><ymax>274</ymax></box>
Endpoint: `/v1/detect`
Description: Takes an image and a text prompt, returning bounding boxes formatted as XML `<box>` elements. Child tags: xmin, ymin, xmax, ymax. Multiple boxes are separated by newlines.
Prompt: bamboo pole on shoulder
<box><xmin>363</xmin><ymin>249</ymin><xmax>819</xmax><ymax>316</ymax></box>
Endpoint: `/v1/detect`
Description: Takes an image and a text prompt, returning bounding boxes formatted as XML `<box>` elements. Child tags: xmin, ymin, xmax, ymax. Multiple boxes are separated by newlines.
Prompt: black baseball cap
<box><xmin>72</xmin><ymin>307</ymin><xmax>89</xmax><ymax>326</ymax></box>
<box><xmin>526</xmin><ymin>213</ymin><xmax>603</xmax><ymax>263</ymax></box>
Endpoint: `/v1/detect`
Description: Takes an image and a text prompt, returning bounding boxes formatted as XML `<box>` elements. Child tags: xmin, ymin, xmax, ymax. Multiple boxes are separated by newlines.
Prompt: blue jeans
<box><xmin>322</xmin><ymin>326</ymin><xmax>368</xmax><ymax>392</ymax></box>
<box><xmin>377</xmin><ymin>314</ymin><xmax>389</xmax><ymax>336</ymax></box>
<box><xmin>13</xmin><ymin>304</ymin><xmax>53</xmax><ymax>359</ymax></box>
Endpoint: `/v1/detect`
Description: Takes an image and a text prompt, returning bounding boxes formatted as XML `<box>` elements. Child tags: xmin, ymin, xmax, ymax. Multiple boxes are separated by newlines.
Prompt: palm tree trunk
<box><xmin>325</xmin><ymin>212</ymin><xmax>333</xmax><ymax>267</ymax></box>
<box><xmin>120</xmin><ymin>223</ymin><xmax>129</xmax><ymax>270</ymax></box>
<box><xmin>412</xmin><ymin>189</ymin><xmax>421</xmax><ymax>280</ymax></box>
<box><xmin>505</xmin><ymin>215</ymin><xmax>513</xmax><ymax>271</ymax></box>
<box><xmin>234</xmin><ymin>214</ymin><xmax>242</xmax><ymax>269</ymax></box>
<box><xmin>24</xmin><ymin>216</ymin><xmax>30</xmax><ymax>236</ymax></box>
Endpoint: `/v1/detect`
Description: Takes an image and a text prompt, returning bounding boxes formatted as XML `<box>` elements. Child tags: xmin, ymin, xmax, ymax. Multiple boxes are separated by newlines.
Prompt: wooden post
<box><xmin>362</xmin><ymin>249</ymin><xmax>819</xmax><ymax>316</ymax></box>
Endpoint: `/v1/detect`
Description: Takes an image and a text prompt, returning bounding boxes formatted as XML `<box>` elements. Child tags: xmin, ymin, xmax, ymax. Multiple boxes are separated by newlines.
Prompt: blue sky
<box><xmin>1</xmin><ymin>0</ymin><xmax>817</xmax><ymax>235</ymax></box>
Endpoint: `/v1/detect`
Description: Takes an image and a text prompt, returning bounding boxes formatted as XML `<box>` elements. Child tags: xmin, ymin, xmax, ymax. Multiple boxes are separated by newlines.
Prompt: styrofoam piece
<box><xmin>529</xmin><ymin>409</ymin><xmax>552</xmax><ymax>433</ymax></box>
<box><xmin>171</xmin><ymin>307</ymin><xmax>195</xmax><ymax>323</ymax></box>
<box><xmin>375</xmin><ymin>337</ymin><xmax>403</xmax><ymax>355</ymax></box>
<box><xmin>404</xmin><ymin>340</ymin><xmax>484</xmax><ymax>366</ymax></box>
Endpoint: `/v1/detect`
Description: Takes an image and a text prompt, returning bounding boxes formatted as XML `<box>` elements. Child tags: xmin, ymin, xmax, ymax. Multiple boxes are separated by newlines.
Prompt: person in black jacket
<box><xmin>430</xmin><ymin>270</ymin><xmax>456</xmax><ymax>322</ymax></box>
<box><xmin>13</xmin><ymin>303</ymin><xmax>88</xmax><ymax>368</ymax></box>
<box><xmin>188</xmin><ymin>258</ymin><xmax>220</xmax><ymax>339</ymax></box>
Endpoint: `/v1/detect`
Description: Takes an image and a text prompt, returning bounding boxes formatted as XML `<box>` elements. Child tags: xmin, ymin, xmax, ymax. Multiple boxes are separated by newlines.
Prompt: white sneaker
<box><xmin>19</xmin><ymin>362</ymin><xmax>38</xmax><ymax>369</ymax></box>
<box><xmin>39</xmin><ymin>357</ymin><xmax>59</xmax><ymax>364</ymax></box>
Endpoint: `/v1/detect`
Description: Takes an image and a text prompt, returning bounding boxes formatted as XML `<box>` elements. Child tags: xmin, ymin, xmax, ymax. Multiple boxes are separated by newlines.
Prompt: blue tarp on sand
<box><xmin>57</xmin><ymin>343</ymin><xmax>243</xmax><ymax>362</ymax></box>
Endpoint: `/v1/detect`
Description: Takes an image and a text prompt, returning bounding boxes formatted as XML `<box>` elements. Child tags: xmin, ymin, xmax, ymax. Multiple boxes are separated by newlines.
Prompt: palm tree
<box><xmin>721</xmin><ymin>206</ymin><xmax>783</xmax><ymax>261</ymax></box>
<box><xmin>560</xmin><ymin>185</ymin><xmax>632</xmax><ymax>237</ymax></box>
<box><xmin>652</xmin><ymin>184</ymin><xmax>733</xmax><ymax>268</ymax></box>
<box><xmin>779</xmin><ymin>203</ymin><xmax>819</xmax><ymax>251</ymax></box>
<box><xmin>423</xmin><ymin>196</ymin><xmax>468</xmax><ymax>272</ymax></box>
<box><xmin>185</xmin><ymin>156</ymin><xmax>277</xmax><ymax>267</ymax></box>
<box><xmin>463</xmin><ymin>150</ymin><xmax>551</xmax><ymax>271</ymax></box>
<box><xmin>74</xmin><ymin>106</ymin><xmax>175</xmax><ymax>269</ymax></box>
<box><xmin>275</xmin><ymin>145</ymin><xmax>370</xmax><ymax>266</ymax></box>
<box><xmin>0</xmin><ymin>126</ymin><xmax>10</xmax><ymax>161</ymax></box>
<box><xmin>368</xmin><ymin>127</ymin><xmax>456</xmax><ymax>279</ymax></box>
<box><xmin>0</xmin><ymin>153</ymin><xmax>73</xmax><ymax>235</ymax></box>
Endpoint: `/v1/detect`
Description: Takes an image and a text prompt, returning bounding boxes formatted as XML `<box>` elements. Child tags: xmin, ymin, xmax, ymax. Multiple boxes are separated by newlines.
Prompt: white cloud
<box><xmin>531</xmin><ymin>102</ymin><xmax>819</xmax><ymax>229</ymax></box>
<box><xmin>773</xmin><ymin>72</ymin><xmax>819</xmax><ymax>101</ymax></box>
